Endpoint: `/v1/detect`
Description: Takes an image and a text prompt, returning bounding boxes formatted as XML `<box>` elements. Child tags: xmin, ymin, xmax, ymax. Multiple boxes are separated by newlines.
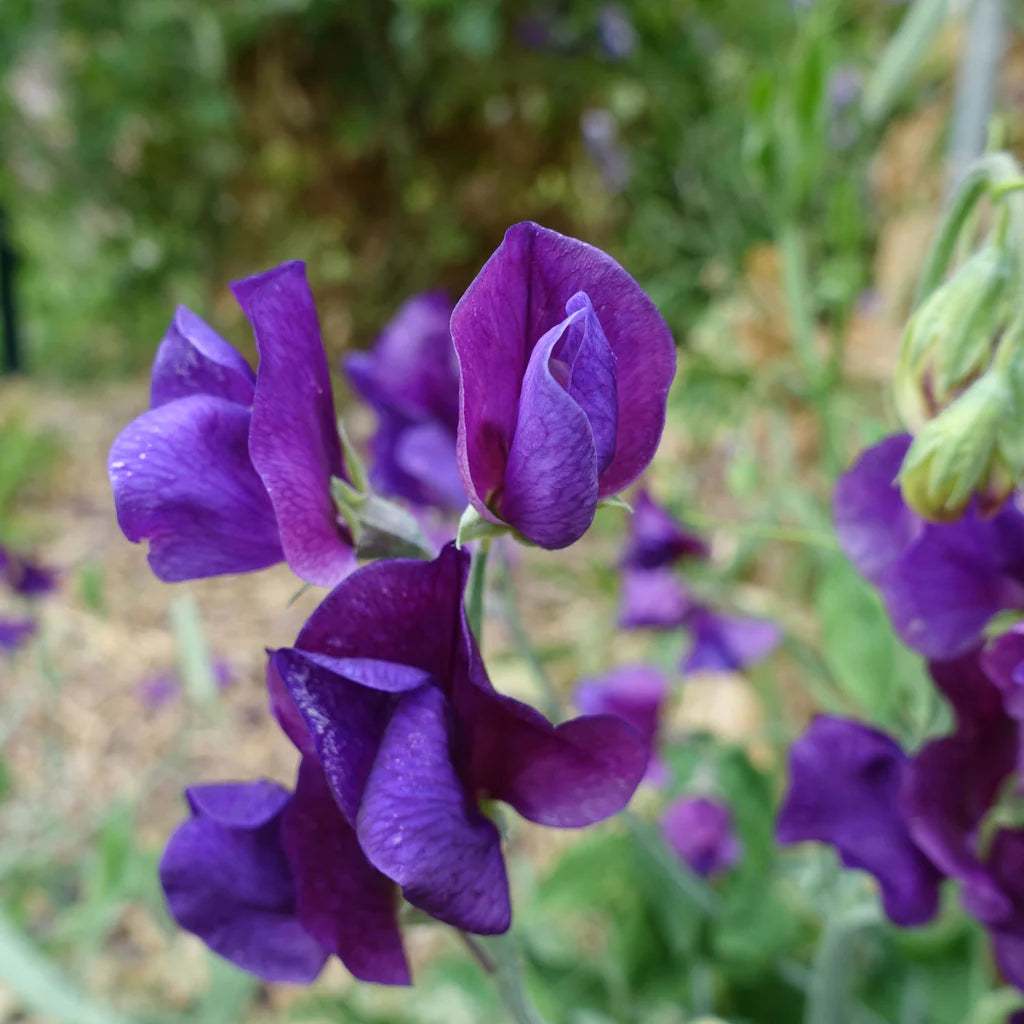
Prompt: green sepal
<box><xmin>331</xmin><ymin>476</ymin><xmax>433</xmax><ymax>561</ymax></box>
<box><xmin>456</xmin><ymin>504</ymin><xmax>511</xmax><ymax>548</ymax></box>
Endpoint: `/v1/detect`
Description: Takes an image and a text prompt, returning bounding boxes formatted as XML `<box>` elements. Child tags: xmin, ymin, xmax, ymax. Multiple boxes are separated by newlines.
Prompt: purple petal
<box><xmin>346</xmin><ymin>292</ymin><xmax>458</xmax><ymax>429</ymax></box>
<box><xmin>0</xmin><ymin>547</ymin><xmax>58</xmax><ymax>597</ymax></box>
<box><xmin>834</xmin><ymin>435</ymin><xmax>922</xmax><ymax>584</ymax></box>
<box><xmin>232</xmin><ymin>262</ymin><xmax>353</xmax><ymax>588</ymax></box>
<box><xmin>622</xmin><ymin>491</ymin><xmax>709</xmax><ymax>569</ymax></box>
<box><xmin>681</xmin><ymin>609</ymin><xmax>780</xmax><ymax>674</ymax></box>
<box><xmin>296</xmin><ymin>544</ymin><xmax>470</xmax><ymax>686</ymax></box>
<box><xmin>271</xmin><ymin>649</ymin><xmax>393</xmax><ymax>824</ymax></box>
<box><xmin>161</xmin><ymin>780</ymin><xmax>328</xmax><ymax>983</ymax></box>
<box><xmin>357</xmin><ymin>685</ymin><xmax>510</xmax><ymax>934</ymax></box>
<box><xmin>776</xmin><ymin>716</ymin><xmax>942</xmax><ymax>926</ymax></box>
<box><xmin>393</xmin><ymin>421</ymin><xmax>466</xmax><ymax>511</ymax></box>
<box><xmin>108</xmin><ymin>395</ymin><xmax>284</xmax><ymax>581</ymax></box>
<box><xmin>982</xmin><ymin>831</ymin><xmax>1024</xmax><ymax>985</ymax></box>
<box><xmin>618</xmin><ymin>568</ymin><xmax>692</xmax><ymax>629</ymax></box>
<box><xmin>282</xmin><ymin>758</ymin><xmax>409</xmax><ymax>985</ymax></box>
<box><xmin>150</xmin><ymin>307</ymin><xmax>256</xmax><ymax>408</ymax></box>
<box><xmin>573</xmin><ymin>664</ymin><xmax>666</xmax><ymax>749</ymax></box>
<box><xmin>0</xmin><ymin>617</ymin><xmax>36</xmax><ymax>651</ymax></box>
<box><xmin>903</xmin><ymin>653</ymin><xmax>1017</xmax><ymax>920</ymax></box>
<box><xmin>661</xmin><ymin>797</ymin><xmax>741</xmax><ymax>878</ymax></box>
<box><xmin>466</xmin><ymin>685</ymin><xmax>648</xmax><ymax>827</ymax></box>
<box><xmin>500</xmin><ymin>300</ymin><xmax>611</xmax><ymax>547</ymax></box>
<box><xmin>452</xmin><ymin>222</ymin><xmax>675</xmax><ymax>521</ymax></box>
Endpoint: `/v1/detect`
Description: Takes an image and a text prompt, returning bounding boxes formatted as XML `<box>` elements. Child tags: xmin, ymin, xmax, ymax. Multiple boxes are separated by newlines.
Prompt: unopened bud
<box><xmin>899</xmin><ymin>371</ymin><xmax>1020</xmax><ymax>521</ymax></box>
<box><xmin>895</xmin><ymin>247</ymin><xmax>1014</xmax><ymax>431</ymax></box>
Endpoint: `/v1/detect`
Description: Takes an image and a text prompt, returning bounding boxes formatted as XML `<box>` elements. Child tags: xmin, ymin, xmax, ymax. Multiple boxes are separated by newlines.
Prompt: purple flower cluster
<box><xmin>779</xmin><ymin>432</ymin><xmax>1024</xmax><ymax>990</ymax></box>
<box><xmin>114</xmin><ymin>222</ymin><xmax>677</xmax><ymax>986</ymax></box>
<box><xmin>618</xmin><ymin>491</ymin><xmax>779</xmax><ymax>674</ymax></box>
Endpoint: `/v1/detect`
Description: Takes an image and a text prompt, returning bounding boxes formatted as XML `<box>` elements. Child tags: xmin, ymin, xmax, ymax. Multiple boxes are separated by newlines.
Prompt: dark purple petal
<box><xmin>621</xmin><ymin>491</ymin><xmax>709</xmax><ymax>570</ymax></box>
<box><xmin>108</xmin><ymin>395</ymin><xmax>284</xmax><ymax>581</ymax></box>
<box><xmin>0</xmin><ymin>547</ymin><xmax>58</xmax><ymax>597</ymax></box>
<box><xmin>346</xmin><ymin>292</ymin><xmax>458</xmax><ymax>429</ymax></box>
<box><xmin>681</xmin><ymin>609</ymin><xmax>780</xmax><ymax>674</ymax></box>
<box><xmin>161</xmin><ymin>780</ymin><xmax>328</xmax><ymax>983</ymax></box>
<box><xmin>452</xmin><ymin>222</ymin><xmax>675</xmax><ymax>523</ymax></box>
<box><xmin>296</xmin><ymin>544</ymin><xmax>469</xmax><ymax>685</ymax></box>
<box><xmin>834</xmin><ymin>434</ymin><xmax>921</xmax><ymax>584</ymax></box>
<box><xmin>573</xmin><ymin>664</ymin><xmax>665</xmax><ymax>750</ymax></box>
<box><xmin>357</xmin><ymin>685</ymin><xmax>510</xmax><ymax>934</ymax></box>
<box><xmin>232</xmin><ymin>262</ymin><xmax>353</xmax><ymax>588</ymax></box>
<box><xmin>661</xmin><ymin>797</ymin><xmax>741</xmax><ymax>878</ymax></box>
<box><xmin>282</xmin><ymin>758</ymin><xmax>409</xmax><ymax>985</ymax></box>
<box><xmin>271</xmin><ymin>649</ymin><xmax>393</xmax><ymax>824</ymax></box>
<box><xmin>776</xmin><ymin>716</ymin><xmax>942</xmax><ymax>926</ymax></box>
<box><xmin>903</xmin><ymin>653</ymin><xmax>1017</xmax><ymax>919</ymax></box>
<box><xmin>466</xmin><ymin>685</ymin><xmax>648</xmax><ymax>827</ymax></box>
<box><xmin>150</xmin><ymin>307</ymin><xmax>256</xmax><ymax>408</ymax></box>
<box><xmin>618</xmin><ymin>568</ymin><xmax>692</xmax><ymax>630</ymax></box>
<box><xmin>500</xmin><ymin>303</ymin><xmax>608</xmax><ymax>547</ymax></box>
<box><xmin>0</xmin><ymin>617</ymin><xmax>36</xmax><ymax>651</ymax></box>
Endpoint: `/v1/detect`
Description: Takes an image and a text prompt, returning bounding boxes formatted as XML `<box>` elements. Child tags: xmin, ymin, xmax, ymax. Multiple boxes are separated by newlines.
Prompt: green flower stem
<box><xmin>471</xmin><ymin>933</ymin><xmax>550</xmax><ymax>1024</ymax></box>
<box><xmin>466</xmin><ymin>538</ymin><xmax>491</xmax><ymax>641</ymax></box>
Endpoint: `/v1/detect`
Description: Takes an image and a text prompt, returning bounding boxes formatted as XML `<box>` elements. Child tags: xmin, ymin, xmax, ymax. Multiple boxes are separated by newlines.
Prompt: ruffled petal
<box><xmin>282</xmin><ymin>758</ymin><xmax>409</xmax><ymax>985</ymax></box>
<box><xmin>357</xmin><ymin>685</ymin><xmax>510</xmax><ymax>934</ymax></box>
<box><xmin>833</xmin><ymin>435</ymin><xmax>921</xmax><ymax>584</ymax></box>
<box><xmin>232</xmin><ymin>262</ymin><xmax>353</xmax><ymax>587</ymax></box>
<box><xmin>160</xmin><ymin>780</ymin><xmax>328</xmax><ymax>983</ymax></box>
<box><xmin>776</xmin><ymin>716</ymin><xmax>942</xmax><ymax>926</ymax></box>
<box><xmin>108</xmin><ymin>395</ymin><xmax>283</xmax><ymax>581</ymax></box>
<box><xmin>150</xmin><ymin>307</ymin><xmax>255</xmax><ymax>408</ymax></box>
<box><xmin>393</xmin><ymin>421</ymin><xmax>465</xmax><ymax>511</ymax></box>
<box><xmin>573</xmin><ymin>664</ymin><xmax>666</xmax><ymax>750</ymax></box>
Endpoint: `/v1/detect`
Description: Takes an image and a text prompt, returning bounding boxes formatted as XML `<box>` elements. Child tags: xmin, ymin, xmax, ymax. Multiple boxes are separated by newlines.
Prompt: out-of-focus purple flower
<box><xmin>138</xmin><ymin>659</ymin><xmax>236</xmax><ymax>710</ymax></box>
<box><xmin>345</xmin><ymin>293</ymin><xmax>464</xmax><ymax>512</ymax></box>
<box><xmin>580</xmin><ymin>109</ymin><xmax>631</xmax><ymax>193</ymax></box>
<box><xmin>622</xmin><ymin>491</ymin><xmax>708</xmax><ymax>570</ymax></box>
<box><xmin>109</xmin><ymin>263</ymin><xmax>355</xmax><ymax>587</ymax></box>
<box><xmin>662</xmin><ymin>797</ymin><xmax>741</xmax><ymax>878</ymax></box>
<box><xmin>776</xmin><ymin>716</ymin><xmax>943</xmax><ymax>925</ymax></box>
<box><xmin>269</xmin><ymin>543</ymin><xmax>648</xmax><ymax>935</ymax></box>
<box><xmin>574</xmin><ymin>664</ymin><xmax>666</xmax><ymax>782</ymax></box>
<box><xmin>834</xmin><ymin>435</ymin><xmax>1024</xmax><ymax>660</ymax></box>
<box><xmin>618</xmin><ymin>568</ymin><xmax>692</xmax><ymax>630</ymax></box>
<box><xmin>0</xmin><ymin>617</ymin><xmax>36</xmax><ymax>652</ymax></box>
<box><xmin>161</xmin><ymin>767</ymin><xmax>408</xmax><ymax>984</ymax></box>
<box><xmin>681</xmin><ymin>609</ymin><xmax>780</xmax><ymax>675</ymax></box>
<box><xmin>828</xmin><ymin>67</ymin><xmax>863</xmax><ymax>112</ymax></box>
<box><xmin>596</xmin><ymin>4</ymin><xmax>637</xmax><ymax>59</ymax></box>
<box><xmin>0</xmin><ymin>546</ymin><xmax>57</xmax><ymax>597</ymax></box>
<box><xmin>452</xmin><ymin>222</ymin><xmax>675</xmax><ymax>549</ymax></box>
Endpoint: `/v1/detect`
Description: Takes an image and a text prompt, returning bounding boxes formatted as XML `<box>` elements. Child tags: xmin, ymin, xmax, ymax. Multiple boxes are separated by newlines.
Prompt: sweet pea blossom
<box><xmin>681</xmin><ymin>609</ymin><xmax>781</xmax><ymax>675</ymax></box>
<box><xmin>621</xmin><ymin>491</ymin><xmax>708</xmax><ymax>570</ymax></box>
<box><xmin>0</xmin><ymin>546</ymin><xmax>56</xmax><ymax>596</ymax></box>
<box><xmin>777</xmin><ymin>634</ymin><xmax>1024</xmax><ymax>990</ymax></box>
<box><xmin>834</xmin><ymin>434</ymin><xmax>1024</xmax><ymax>660</ymax></box>
<box><xmin>661</xmin><ymin>797</ymin><xmax>741</xmax><ymax>878</ymax></box>
<box><xmin>161</xmin><ymin>765</ymin><xmax>408</xmax><ymax>984</ymax></box>
<box><xmin>108</xmin><ymin>262</ymin><xmax>354</xmax><ymax>587</ymax></box>
<box><xmin>0</xmin><ymin>617</ymin><xmax>35</xmax><ymax>652</ymax></box>
<box><xmin>345</xmin><ymin>292</ymin><xmax>464</xmax><ymax>512</ymax></box>
<box><xmin>268</xmin><ymin>543</ymin><xmax>648</xmax><ymax>937</ymax></box>
<box><xmin>452</xmin><ymin>222</ymin><xmax>675</xmax><ymax>549</ymax></box>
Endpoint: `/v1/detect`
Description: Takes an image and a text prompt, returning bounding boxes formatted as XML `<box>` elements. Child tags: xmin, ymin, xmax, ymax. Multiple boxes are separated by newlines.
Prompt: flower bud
<box><xmin>895</xmin><ymin>246</ymin><xmax>1015</xmax><ymax>431</ymax></box>
<box><xmin>898</xmin><ymin>371</ymin><xmax>1020</xmax><ymax>521</ymax></box>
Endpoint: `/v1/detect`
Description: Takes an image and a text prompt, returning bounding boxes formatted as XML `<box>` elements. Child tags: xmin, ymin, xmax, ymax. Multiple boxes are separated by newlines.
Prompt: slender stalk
<box><xmin>778</xmin><ymin>220</ymin><xmax>818</xmax><ymax>385</ymax></box>
<box><xmin>475</xmin><ymin>933</ymin><xmax>550</xmax><ymax>1024</ymax></box>
<box><xmin>466</xmin><ymin>538</ymin><xmax>491</xmax><ymax>640</ymax></box>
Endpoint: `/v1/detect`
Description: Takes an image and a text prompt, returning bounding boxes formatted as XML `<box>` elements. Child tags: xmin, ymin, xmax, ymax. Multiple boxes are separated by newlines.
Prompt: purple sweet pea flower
<box><xmin>776</xmin><ymin>715</ymin><xmax>943</xmax><ymax>925</ymax></box>
<box><xmin>161</xmin><ymin>765</ymin><xmax>409</xmax><ymax>985</ymax></box>
<box><xmin>621</xmin><ymin>491</ymin><xmax>709</xmax><ymax>570</ymax></box>
<box><xmin>345</xmin><ymin>293</ymin><xmax>464</xmax><ymax>511</ymax></box>
<box><xmin>835</xmin><ymin>435</ymin><xmax>1024</xmax><ymax>660</ymax></box>
<box><xmin>618</xmin><ymin>568</ymin><xmax>692</xmax><ymax>630</ymax></box>
<box><xmin>269</xmin><ymin>543</ymin><xmax>648</xmax><ymax>935</ymax></box>
<box><xmin>109</xmin><ymin>263</ymin><xmax>355</xmax><ymax>587</ymax></box>
<box><xmin>580</xmin><ymin>109</ymin><xmax>631</xmax><ymax>194</ymax></box>
<box><xmin>681</xmin><ymin>608</ymin><xmax>780</xmax><ymax>675</ymax></box>
<box><xmin>0</xmin><ymin>617</ymin><xmax>36</xmax><ymax>652</ymax></box>
<box><xmin>662</xmin><ymin>797</ymin><xmax>741</xmax><ymax>878</ymax></box>
<box><xmin>0</xmin><ymin>546</ymin><xmax>57</xmax><ymax>597</ymax></box>
<box><xmin>451</xmin><ymin>222</ymin><xmax>675</xmax><ymax>549</ymax></box>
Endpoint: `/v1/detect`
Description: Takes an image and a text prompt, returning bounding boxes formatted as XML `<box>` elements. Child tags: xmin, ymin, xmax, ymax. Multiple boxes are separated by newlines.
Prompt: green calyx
<box><xmin>331</xmin><ymin>476</ymin><xmax>434</xmax><ymax>561</ymax></box>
